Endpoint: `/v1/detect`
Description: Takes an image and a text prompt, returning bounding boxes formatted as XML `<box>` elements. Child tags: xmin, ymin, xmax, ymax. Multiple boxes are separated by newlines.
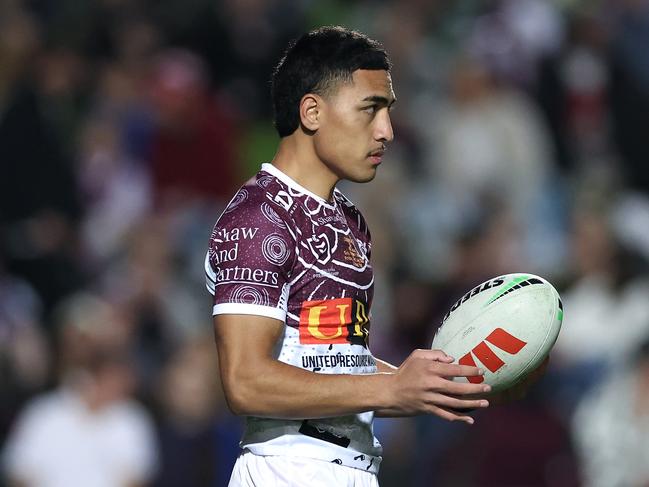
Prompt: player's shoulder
<box><xmin>210</xmin><ymin>167</ymin><xmax>300</xmax><ymax>253</ymax></box>
<box><xmin>217</xmin><ymin>167</ymin><xmax>294</xmax><ymax>226</ymax></box>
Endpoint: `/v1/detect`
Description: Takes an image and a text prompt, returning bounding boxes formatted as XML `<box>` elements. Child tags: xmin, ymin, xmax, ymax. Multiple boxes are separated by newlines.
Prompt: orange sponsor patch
<box><xmin>299</xmin><ymin>298</ymin><xmax>370</xmax><ymax>346</ymax></box>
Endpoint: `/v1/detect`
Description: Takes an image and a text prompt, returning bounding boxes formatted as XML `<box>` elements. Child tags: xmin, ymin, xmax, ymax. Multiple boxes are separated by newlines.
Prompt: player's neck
<box><xmin>271</xmin><ymin>135</ymin><xmax>338</xmax><ymax>202</ymax></box>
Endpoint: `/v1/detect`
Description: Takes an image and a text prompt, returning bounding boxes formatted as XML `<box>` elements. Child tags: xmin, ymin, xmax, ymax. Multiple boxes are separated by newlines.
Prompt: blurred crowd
<box><xmin>2</xmin><ymin>0</ymin><xmax>649</xmax><ymax>485</ymax></box>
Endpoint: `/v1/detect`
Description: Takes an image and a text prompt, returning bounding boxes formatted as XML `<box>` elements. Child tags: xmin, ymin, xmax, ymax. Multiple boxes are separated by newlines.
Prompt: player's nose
<box><xmin>374</xmin><ymin>109</ymin><xmax>394</xmax><ymax>143</ymax></box>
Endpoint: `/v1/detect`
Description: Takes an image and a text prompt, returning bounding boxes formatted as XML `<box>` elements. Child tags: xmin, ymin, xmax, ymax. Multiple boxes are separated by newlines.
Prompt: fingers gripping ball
<box><xmin>432</xmin><ymin>273</ymin><xmax>563</xmax><ymax>393</ymax></box>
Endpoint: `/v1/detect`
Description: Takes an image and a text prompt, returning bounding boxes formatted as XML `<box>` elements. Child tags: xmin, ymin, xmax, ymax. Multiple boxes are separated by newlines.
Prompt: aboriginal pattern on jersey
<box><xmin>205</xmin><ymin>163</ymin><xmax>381</xmax><ymax>469</ymax></box>
<box><xmin>206</xmin><ymin>163</ymin><xmax>375</xmax><ymax>369</ymax></box>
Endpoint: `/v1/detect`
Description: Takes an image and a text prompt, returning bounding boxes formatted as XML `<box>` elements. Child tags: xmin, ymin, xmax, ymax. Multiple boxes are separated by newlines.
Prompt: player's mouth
<box><xmin>368</xmin><ymin>148</ymin><xmax>385</xmax><ymax>165</ymax></box>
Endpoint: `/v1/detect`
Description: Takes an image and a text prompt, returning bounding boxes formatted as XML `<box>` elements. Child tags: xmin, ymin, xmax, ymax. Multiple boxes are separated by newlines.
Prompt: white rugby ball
<box><xmin>431</xmin><ymin>273</ymin><xmax>563</xmax><ymax>392</ymax></box>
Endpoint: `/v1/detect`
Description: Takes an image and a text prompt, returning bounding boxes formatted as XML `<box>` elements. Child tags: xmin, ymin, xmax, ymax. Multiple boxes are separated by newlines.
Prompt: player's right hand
<box><xmin>383</xmin><ymin>348</ymin><xmax>491</xmax><ymax>424</ymax></box>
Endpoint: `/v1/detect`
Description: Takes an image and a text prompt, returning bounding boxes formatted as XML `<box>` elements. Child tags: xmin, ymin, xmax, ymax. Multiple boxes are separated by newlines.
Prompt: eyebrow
<box><xmin>361</xmin><ymin>95</ymin><xmax>396</xmax><ymax>107</ymax></box>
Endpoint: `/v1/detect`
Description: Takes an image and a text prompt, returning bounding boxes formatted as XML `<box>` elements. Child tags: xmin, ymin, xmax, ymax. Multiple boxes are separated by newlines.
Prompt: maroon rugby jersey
<box><xmin>205</xmin><ymin>163</ymin><xmax>382</xmax><ymax>472</ymax></box>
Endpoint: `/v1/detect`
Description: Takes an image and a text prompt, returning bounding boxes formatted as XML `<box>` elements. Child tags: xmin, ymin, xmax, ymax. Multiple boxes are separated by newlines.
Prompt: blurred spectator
<box><xmin>153</xmin><ymin>336</ymin><xmax>241</xmax><ymax>487</ymax></box>
<box><xmin>0</xmin><ymin>8</ymin><xmax>86</xmax><ymax>316</ymax></box>
<box><xmin>470</xmin><ymin>0</ymin><xmax>564</xmax><ymax>87</ymax></box>
<box><xmin>437</xmin><ymin>388</ymin><xmax>579</xmax><ymax>487</ymax></box>
<box><xmin>609</xmin><ymin>0</ymin><xmax>649</xmax><ymax>193</ymax></box>
<box><xmin>100</xmin><ymin>217</ymin><xmax>208</xmax><ymax>387</ymax></box>
<box><xmin>573</xmin><ymin>336</ymin><xmax>649</xmax><ymax>487</ymax></box>
<box><xmin>54</xmin><ymin>293</ymin><xmax>133</xmax><ymax>375</ymax></box>
<box><xmin>554</xmin><ymin>198</ymin><xmax>649</xmax><ymax>366</ymax></box>
<box><xmin>535</xmin><ymin>7</ymin><xmax>612</xmax><ymax>174</ymax></box>
<box><xmin>2</xmin><ymin>292</ymin><xmax>157</xmax><ymax>487</ymax></box>
<box><xmin>154</xmin><ymin>0</ymin><xmax>304</xmax><ymax>118</ymax></box>
<box><xmin>374</xmin><ymin>417</ymin><xmax>419</xmax><ymax>486</ymax></box>
<box><xmin>0</xmin><ymin>263</ymin><xmax>50</xmax><ymax>453</ymax></box>
<box><xmin>407</xmin><ymin>54</ymin><xmax>562</xmax><ymax>279</ymax></box>
<box><xmin>552</xmin><ymin>192</ymin><xmax>649</xmax><ymax>412</ymax></box>
<box><xmin>0</xmin><ymin>264</ymin><xmax>48</xmax><ymax>387</ymax></box>
<box><xmin>611</xmin><ymin>191</ymin><xmax>649</xmax><ymax>266</ymax></box>
<box><xmin>78</xmin><ymin>117</ymin><xmax>153</xmax><ymax>263</ymax></box>
<box><xmin>0</xmin><ymin>7</ymin><xmax>40</xmax><ymax>106</ymax></box>
<box><xmin>426</xmin><ymin>55</ymin><xmax>553</xmax><ymax>219</ymax></box>
<box><xmin>147</xmin><ymin>48</ymin><xmax>240</xmax><ymax>209</ymax></box>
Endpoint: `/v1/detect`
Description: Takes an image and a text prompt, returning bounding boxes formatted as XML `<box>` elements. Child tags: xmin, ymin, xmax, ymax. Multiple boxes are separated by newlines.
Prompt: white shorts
<box><xmin>229</xmin><ymin>450</ymin><xmax>380</xmax><ymax>487</ymax></box>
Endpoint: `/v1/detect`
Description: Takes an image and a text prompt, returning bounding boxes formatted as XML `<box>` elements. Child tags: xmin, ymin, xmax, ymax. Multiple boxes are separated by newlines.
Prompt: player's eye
<box><xmin>362</xmin><ymin>105</ymin><xmax>378</xmax><ymax>115</ymax></box>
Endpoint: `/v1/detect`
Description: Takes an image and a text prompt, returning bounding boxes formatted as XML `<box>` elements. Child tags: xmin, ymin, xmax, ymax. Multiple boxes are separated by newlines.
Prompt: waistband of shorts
<box><xmin>241</xmin><ymin>435</ymin><xmax>382</xmax><ymax>474</ymax></box>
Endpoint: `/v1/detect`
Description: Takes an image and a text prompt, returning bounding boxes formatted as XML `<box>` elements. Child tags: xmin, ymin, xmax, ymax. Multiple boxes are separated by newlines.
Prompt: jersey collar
<box><xmin>261</xmin><ymin>163</ymin><xmax>337</xmax><ymax>209</ymax></box>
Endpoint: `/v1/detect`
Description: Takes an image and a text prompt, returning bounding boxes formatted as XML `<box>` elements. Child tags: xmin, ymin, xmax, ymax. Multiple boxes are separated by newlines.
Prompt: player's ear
<box><xmin>299</xmin><ymin>94</ymin><xmax>321</xmax><ymax>132</ymax></box>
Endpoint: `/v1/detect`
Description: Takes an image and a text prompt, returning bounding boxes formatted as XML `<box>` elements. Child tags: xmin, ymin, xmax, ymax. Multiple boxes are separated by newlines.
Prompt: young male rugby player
<box><xmin>205</xmin><ymin>26</ymin><xmax>491</xmax><ymax>486</ymax></box>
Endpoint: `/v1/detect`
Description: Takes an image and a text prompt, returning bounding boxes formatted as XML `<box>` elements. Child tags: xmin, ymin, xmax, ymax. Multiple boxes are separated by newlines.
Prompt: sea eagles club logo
<box><xmin>343</xmin><ymin>236</ymin><xmax>365</xmax><ymax>268</ymax></box>
<box><xmin>299</xmin><ymin>298</ymin><xmax>370</xmax><ymax>347</ymax></box>
<box><xmin>458</xmin><ymin>328</ymin><xmax>527</xmax><ymax>383</ymax></box>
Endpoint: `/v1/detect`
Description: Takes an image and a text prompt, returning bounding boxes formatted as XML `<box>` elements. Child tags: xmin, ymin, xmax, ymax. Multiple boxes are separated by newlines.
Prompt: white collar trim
<box><xmin>261</xmin><ymin>163</ymin><xmax>336</xmax><ymax>208</ymax></box>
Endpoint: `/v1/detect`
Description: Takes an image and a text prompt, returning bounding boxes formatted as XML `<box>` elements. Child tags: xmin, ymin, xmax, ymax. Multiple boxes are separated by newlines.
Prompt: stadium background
<box><xmin>2</xmin><ymin>0</ymin><xmax>649</xmax><ymax>485</ymax></box>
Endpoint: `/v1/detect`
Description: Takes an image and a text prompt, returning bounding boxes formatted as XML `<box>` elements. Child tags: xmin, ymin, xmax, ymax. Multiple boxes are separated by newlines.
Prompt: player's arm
<box><xmin>214</xmin><ymin>314</ymin><xmax>491</xmax><ymax>423</ymax></box>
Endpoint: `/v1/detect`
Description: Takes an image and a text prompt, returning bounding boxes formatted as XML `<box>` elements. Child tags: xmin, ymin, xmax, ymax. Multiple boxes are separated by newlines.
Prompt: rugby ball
<box><xmin>431</xmin><ymin>273</ymin><xmax>563</xmax><ymax>392</ymax></box>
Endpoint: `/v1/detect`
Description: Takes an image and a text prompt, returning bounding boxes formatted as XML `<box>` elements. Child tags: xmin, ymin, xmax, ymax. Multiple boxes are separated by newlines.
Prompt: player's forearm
<box><xmin>371</xmin><ymin>360</ymin><xmax>404</xmax><ymax>417</ymax></box>
<box><xmin>371</xmin><ymin>358</ymin><xmax>422</xmax><ymax>416</ymax></box>
<box><xmin>220</xmin><ymin>358</ymin><xmax>395</xmax><ymax>419</ymax></box>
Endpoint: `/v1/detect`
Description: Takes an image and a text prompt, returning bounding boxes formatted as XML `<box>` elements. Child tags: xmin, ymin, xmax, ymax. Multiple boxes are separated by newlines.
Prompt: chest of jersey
<box><xmin>280</xmin><ymin>196</ymin><xmax>374</xmax><ymax>356</ymax></box>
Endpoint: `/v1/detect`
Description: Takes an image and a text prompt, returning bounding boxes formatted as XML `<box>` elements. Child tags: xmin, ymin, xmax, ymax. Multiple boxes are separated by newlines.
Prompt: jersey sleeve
<box><xmin>205</xmin><ymin>192</ymin><xmax>296</xmax><ymax>322</ymax></box>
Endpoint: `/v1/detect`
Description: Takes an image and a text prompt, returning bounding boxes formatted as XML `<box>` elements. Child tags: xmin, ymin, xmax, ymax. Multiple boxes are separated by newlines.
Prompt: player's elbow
<box><xmin>223</xmin><ymin>392</ymin><xmax>247</xmax><ymax>416</ymax></box>
<box><xmin>220</xmin><ymin>367</ymin><xmax>261</xmax><ymax>416</ymax></box>
<box><xmin>222</xmin><ymin>387</ymin><xmax>251</xmax><ymax>416</ymax></box>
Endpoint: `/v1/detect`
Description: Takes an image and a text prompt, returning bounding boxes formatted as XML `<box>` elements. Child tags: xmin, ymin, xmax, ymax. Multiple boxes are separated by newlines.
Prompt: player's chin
<box><xmin>347</xmin><ymin>165</ymin><xmax>378</xmax><ymax>183</ymax></box>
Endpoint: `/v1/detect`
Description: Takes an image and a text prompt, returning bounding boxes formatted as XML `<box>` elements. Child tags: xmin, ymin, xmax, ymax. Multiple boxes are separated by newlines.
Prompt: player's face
<box><xmin>314</xmin><ymin>69</ymin><xmax>395</xmax><ymax>183</ymax></box>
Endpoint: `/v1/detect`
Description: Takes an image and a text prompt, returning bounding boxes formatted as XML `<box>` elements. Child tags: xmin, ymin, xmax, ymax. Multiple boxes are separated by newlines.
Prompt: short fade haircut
<box><xmin>271</xmin><ymin>26</ymin><xmax>391</xmax><ymax>138</ymax></box>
